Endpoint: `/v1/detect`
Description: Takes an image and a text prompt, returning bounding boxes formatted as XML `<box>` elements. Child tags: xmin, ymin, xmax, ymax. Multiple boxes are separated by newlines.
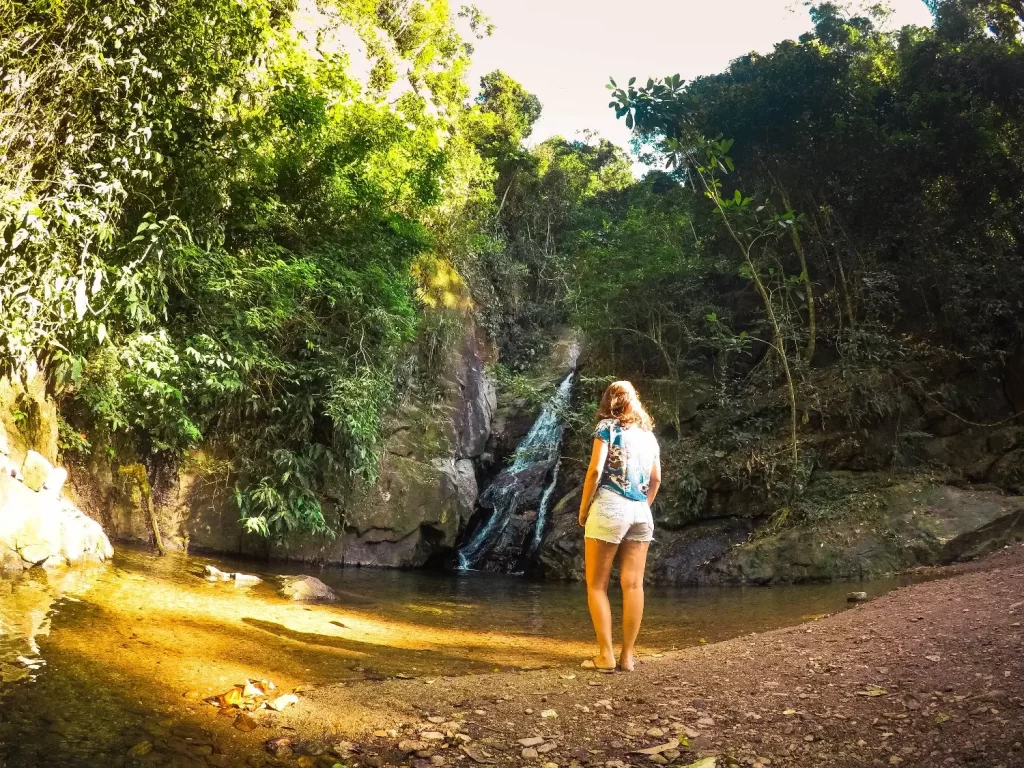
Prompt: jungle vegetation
<box><xmin>1</xmin><ymin>0</ymin><xmax>1021</xmax><ymax>536</ymax></box>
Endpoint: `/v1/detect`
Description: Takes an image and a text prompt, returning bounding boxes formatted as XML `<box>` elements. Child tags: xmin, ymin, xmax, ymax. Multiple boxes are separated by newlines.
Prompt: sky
<box><xmin>464</xmin><ymin>0</ymin><xmax>935</xmax><ymax>153</ymax></box>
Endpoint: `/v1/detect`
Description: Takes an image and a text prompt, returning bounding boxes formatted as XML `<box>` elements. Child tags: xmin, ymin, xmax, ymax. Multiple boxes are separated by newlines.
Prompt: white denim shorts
<box><xmin>585</xmin><ymin>487</ymin><xmax>655</xmax><ymax>544</ymax></box>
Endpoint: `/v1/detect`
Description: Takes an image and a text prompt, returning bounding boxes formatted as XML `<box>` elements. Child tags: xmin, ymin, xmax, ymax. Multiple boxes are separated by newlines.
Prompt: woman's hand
<box><xmin>578</xmin><ymin>438</ymin><xmax>608</xmax><ymax>530</ymax></box>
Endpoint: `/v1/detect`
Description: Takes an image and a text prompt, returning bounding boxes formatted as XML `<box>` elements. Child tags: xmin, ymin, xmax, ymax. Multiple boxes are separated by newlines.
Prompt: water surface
<box><xmin>0</xmin><ymin>546</ymin><xmax>914</xmax><ymax>767</ymax></box>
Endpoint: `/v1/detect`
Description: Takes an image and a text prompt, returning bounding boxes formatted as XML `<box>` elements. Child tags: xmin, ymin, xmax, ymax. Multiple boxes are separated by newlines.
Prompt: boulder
<box><xmin>279</xmin><ymin>575</ymin><xmax>337</xmax><ymax>602</ymax></box>
<box><xmin>20</xmin><ymin>450</ymin><xmax>54</xmax><ymax>492</ymax></box>
<box><xmin>0</xmin><ymin>473</ymin><xmax>113</xmax><ymax>571</ymax></box>
<box><xmin>703</xmin><ymin>480</ymin><xmax>1024</xmax><ymax>584</ymax></box>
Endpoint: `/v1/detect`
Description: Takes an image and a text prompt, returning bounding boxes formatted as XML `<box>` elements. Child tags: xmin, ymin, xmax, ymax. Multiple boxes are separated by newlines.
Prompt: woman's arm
<box><xmin>578</xmin><ymin>438</ymin><xmax>609</xmax><ymax>526</ymax></box>
<box><xmin>646</xmin><ymin>453</ymin><xmax>662</xmax><ymax>506</ymax></box>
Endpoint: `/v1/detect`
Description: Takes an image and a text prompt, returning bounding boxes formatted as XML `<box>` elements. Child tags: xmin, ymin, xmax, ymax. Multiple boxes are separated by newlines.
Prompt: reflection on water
<box><xmin>0</xmin><ymin>545</ymin><xmax>917</xmax><ymax>766</ymax></box>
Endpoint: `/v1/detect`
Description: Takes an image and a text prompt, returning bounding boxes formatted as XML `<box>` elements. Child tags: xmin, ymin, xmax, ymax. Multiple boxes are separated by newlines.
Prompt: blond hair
<box><xmin>597</xmin><ymin>380</ymin><xmax>653</xmax><ymax>431</ymax></box>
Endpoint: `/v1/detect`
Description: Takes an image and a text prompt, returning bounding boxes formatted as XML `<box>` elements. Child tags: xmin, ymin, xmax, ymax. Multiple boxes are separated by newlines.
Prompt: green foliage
<box><xmin>1</xmin><ymin>0</ymin><xmax>500</xmax><ymax>538</ymax></box>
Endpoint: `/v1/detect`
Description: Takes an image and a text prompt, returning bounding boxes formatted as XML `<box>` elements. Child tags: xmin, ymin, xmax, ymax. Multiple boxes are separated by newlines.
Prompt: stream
<box><xmin>0</xmin><ymin>545</ymin><xmax>919</xmax><ymax>767</ymax></box>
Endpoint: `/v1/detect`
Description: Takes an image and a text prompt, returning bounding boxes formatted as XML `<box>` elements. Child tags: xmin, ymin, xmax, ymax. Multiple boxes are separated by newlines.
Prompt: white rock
<box><xmin>232</xmin><ymin>573</ymin><xmax>262</xmax><ymax>586</ymax></box>
<box><xmin>41</xmin><ymin>466</ymin><xmax>68</xmax><ymax>497</ymax></box>
<box><xmin>204</xmin><ymin>565</ymin><xmax>232</xmax><ymax>581</ymax></box>
<box><xmin>21</xmin><ymin>451</ymin><xmax>55</xmax><ymax>492</ymax></box>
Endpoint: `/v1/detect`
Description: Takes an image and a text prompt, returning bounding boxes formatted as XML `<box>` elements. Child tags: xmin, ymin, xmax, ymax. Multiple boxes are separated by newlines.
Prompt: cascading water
<box><xmin>456</xmin><ymin>365</ymin><xmax>576</xmax><ymax>572</ymax></box>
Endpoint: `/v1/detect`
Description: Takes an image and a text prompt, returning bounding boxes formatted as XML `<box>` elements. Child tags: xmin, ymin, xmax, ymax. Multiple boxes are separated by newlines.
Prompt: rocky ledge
<box><xmin>0</xmin><ymin>450</ymin><xmax>114</xmax><ymax>574</ymax></box>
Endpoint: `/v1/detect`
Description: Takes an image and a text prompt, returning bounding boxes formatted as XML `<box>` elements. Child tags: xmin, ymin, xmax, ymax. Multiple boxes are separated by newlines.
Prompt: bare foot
<box><xmin>618</xmin><ymin>652</ymin><xmax>636</xmax><ymax>672</ymax></box>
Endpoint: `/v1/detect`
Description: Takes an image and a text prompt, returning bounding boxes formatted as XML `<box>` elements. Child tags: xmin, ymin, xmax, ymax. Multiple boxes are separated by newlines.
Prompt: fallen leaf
<box><xmin>856</xmin><ymin>686</ymin><xmax>888</xmax><ymax>697</ymax></box>
<box><xmin>462</xmin><ymin>744</ymin><xmax>497</xmax><ymax>764</ymax></box>
<box><xmin>633</xmin><ymin>738</ymin><xmax>680</xmax><ymax>756</ymax></box>
<box><xmin>233</xmin><ymin>713</ymin><xmax>259</xmax><ymax>732</ymax></box>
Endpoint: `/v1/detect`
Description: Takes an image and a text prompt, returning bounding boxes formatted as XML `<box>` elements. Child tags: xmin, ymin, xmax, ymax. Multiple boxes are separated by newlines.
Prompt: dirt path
<box><xmin>250</xmin><ymin>544</ymin><xmax>1024</xmax><ymax>768</ymax></box>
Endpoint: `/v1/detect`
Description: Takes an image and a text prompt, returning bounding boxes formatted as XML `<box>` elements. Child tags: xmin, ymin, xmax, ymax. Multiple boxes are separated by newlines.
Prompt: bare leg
<box><xmin>585</xmin><ymin>537</ymin><xmax>619</xmax><ymax>669</ymax></box>
<box><xmin>618</xmin><ymin>540</ymin><xmax>650</xmax><ymax>671</ymax></box>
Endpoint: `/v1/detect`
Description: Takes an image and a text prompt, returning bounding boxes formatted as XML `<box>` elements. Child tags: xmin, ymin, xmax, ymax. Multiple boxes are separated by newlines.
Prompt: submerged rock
<box><xmin>204</xmin><ymin>565</ymin><xmax>261</xmax><ymax>585</ymax></box>
<box><xmin>279</xmin><ymin>575</ymin><xmax>337</xmax><ymax>602</ymax></box>
<box><xmin>848</xmin><ymin>591</ymin><xmax>869</xmax><ymax>602</ymax></box>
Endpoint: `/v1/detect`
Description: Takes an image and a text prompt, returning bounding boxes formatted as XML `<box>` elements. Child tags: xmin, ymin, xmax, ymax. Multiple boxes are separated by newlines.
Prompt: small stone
<box><xmin>431</xmin><ymin>756</ymin><xmax>446</xmax><ymax>766</ymax></box>
<box><xmin>538</xmin><ymin>742</ymin><xmax>557</xmax><ymax>754</ymax></box>
<box><xmin>297</xmin><ymin>757</ymin><xmax>316</xmax><ymax>768</ymax></box>
<box><xmin>847</xmin><ymin>592</ymin><xmax>869</xmax><ymax>602</ymax></box>
<box><xmin>400</xmin><ymin>740</ymin><xmax>430</xmax><ymax>753</ymax></box>
<box><xmin>646</xmin><ymin>727</ymin><xmax>665</xmax><ymax>738</ymax></box>
<box><xmin>543</xmin><ymin>763</ymin><xmax>559</xmax><ymax>768</ymax></box>
<box><xmin>454</xmin><ymin>734</ymin><xmax>472</xmax><ymax>744</ymax></box>
<box><xmin>804</xmin><ymin>735</ymin><xmax>814</xmax><ymax>742</ymax></box>
<box><xmin>540</xmin><ymin>709</ymin><xmax>558</xmax><ymax>719</ymax></box>
<box><xmin>421</xmin><ymin>731</ymin><xmax>445</xmax><ymax>741</ymax></box>
<box><xmin>696</xmin><ymin>717</ymin><xmax>715</xmax><ymax>727</ymax></box>
<box><xmin>428</xmin><ymin>716</ymin><xmax>446</xmax><ymax>724</ymax></box>
<box><xmin>523</xmin><ymin>748</ymin><xmax>540</xmax><ymax>759</ymax></box>
<box><xmin>648</xmin><ymin>756</ymin><xmax>668</xmax><ymax>765</ymax></box>
<box><xmin>519</xmin><ymin>737</ymin><xmax>546</xmax><ymax>747</ymax></box>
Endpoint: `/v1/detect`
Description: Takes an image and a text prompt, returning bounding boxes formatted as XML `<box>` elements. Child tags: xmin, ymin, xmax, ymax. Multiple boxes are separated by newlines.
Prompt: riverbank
<box><xmin>2</xmin><ymin>546</ymin><xmax>1021</xmax><ymax>768</ymax></box>
<box><xmin>259</xmin><ymin>545</ymin><xmax>1024</xmax><ymax>768</ymax></box>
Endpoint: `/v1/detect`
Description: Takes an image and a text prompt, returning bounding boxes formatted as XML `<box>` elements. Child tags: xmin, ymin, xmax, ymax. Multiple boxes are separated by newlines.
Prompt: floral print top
<box><xmin>594</xmin><ymin>419</ymin><xmax>659</xmax><ymax>502</ymax></box>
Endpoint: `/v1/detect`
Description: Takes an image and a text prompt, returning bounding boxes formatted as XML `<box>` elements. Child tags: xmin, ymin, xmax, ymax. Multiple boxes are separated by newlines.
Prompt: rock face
<box><xmin>0</xmin><ymin>473</ymin><xmax>113</xmax><ymax>573</ymax></box>
<box><xmin>151</xmin><ymin>317</ymin><xmax>497</xmax><ymax>568</ymax></box>
<box><xmin>535</xmin><ymin>478</ymin><xmax>1024</xmax><ymax>585</ymax></box>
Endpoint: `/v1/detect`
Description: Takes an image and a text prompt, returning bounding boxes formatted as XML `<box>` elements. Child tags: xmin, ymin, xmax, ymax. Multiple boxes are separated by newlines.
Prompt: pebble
<box><xmin>421</xmin><ymin>731</ymin><xmax>445</xmax><ymax>741</ymax></box>
<box><xmin>646</xmin><ymin>727</ymin><xmax>665</xmax><ymax>737</ymax></box>
<box><xmin>523</xmin><ymin>747</ymin><xmax>540</xmax><ymax>759</ymax></box>
<box><xmin>519</xmin><ymin>737</ymin><xmax>546</xmax><ymax>747</ymax></box>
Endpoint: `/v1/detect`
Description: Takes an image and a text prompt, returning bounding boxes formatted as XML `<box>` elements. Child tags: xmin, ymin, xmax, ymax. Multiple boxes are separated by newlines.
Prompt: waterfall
<box><xmin>456</xmin><ymin>367</ymin><xmax>575</xmax><ymax>572</ymax></box>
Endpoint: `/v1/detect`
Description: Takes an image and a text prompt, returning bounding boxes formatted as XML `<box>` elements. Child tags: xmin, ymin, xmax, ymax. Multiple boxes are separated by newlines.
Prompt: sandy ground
<box><xmin>214</xmin><ymin>544</ymin><xmax>1024</xmax><ymax>768</ymax></box>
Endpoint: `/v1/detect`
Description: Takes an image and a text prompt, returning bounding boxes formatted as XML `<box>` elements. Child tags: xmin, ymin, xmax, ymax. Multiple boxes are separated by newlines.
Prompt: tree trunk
<box><xmin>781</xmin><ymin>190</ymin><xmax>816</xmax><ymax>364</ymax></box>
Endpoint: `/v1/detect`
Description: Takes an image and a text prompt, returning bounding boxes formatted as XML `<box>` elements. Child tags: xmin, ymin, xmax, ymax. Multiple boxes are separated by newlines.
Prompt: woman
<box><xmin>578</xmin><ymin>381</ymin><xmax>661</xmax><ymax>673</ymax></box>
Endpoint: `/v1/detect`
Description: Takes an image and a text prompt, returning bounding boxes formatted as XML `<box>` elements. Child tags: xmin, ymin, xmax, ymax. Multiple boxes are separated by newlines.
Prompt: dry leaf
<box><xmin>633</xmin><ymin>738</ymin><xmax>680</xmax><ymax>756</ymax></box>
<box><xmin>267</xmin><ymin>694</ymin><xmax>299</xmax><ymax>712</ymax></box>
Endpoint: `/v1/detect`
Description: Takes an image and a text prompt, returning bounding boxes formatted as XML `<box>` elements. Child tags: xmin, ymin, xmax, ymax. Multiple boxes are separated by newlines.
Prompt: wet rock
<box><xmin>279</xmin><ymin>575</ymin><xmax>337</xmax><ymax>602</ymax></box>
<box><xmin>265</xmin><ymin>737</ymin><xmax>293</xmax><ymax>758</ymax></box>
<box><xmin>848</xmin><ymin>592</ymin><xmax>869</xmax><ymax>602</ymax></box>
